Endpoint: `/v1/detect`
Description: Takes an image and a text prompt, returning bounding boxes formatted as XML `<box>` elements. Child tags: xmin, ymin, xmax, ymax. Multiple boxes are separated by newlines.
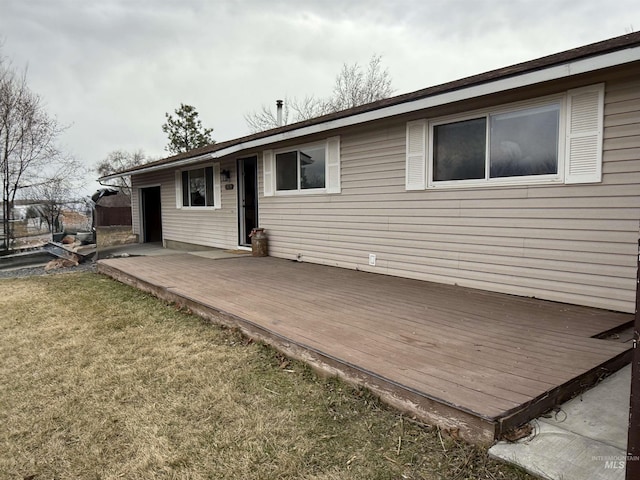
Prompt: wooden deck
<box><xmin>97</xmin><ymin>253</ymin><xmax>632</xmax><ymax>444</ymax></box>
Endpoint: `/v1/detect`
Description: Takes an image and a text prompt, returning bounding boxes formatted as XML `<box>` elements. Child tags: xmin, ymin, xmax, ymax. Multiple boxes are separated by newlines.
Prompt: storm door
<box><xmin>237</xmin><ymin>156</ymin><xmax>258</xmax><ymax>246</ymax></box>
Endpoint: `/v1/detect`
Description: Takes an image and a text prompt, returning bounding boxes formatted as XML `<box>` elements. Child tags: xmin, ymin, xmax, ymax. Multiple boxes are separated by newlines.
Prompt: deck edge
<box><xmin>494</xmin><ymin>349</ymin><xmax>631</xmax><ymax>438</ymax></box>
<box><xmin>97</xmin><ymin>260</ymin><xmax>497</xmax><ymax>445</ymax></box>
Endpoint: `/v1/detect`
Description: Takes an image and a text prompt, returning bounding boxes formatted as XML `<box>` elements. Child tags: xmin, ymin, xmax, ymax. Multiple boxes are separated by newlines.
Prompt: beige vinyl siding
<box><xmin>259</xmin><ymin>74</ymin><xmax>640</xmax><ymax>313</ymax></box>
<box><xmin>131</xmin><ymin>159</ymin><xmax>238</xmax><ymax>249</ymax></box>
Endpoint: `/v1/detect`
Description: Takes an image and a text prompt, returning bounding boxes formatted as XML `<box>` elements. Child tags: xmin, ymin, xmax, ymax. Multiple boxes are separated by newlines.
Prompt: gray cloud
<box><xmin>0</xmin><ymin>0</ymin><xmax>637</xmax><ymax>194</ymax></box>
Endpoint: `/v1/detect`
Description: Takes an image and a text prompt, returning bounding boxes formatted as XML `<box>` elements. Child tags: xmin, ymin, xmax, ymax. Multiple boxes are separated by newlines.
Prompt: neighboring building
<box><xmin>94</xmin><ymin>190</ymin><xmax>132</xmax><ymax>228</ymax></box>
<box><xmin>101</xmin><ymin>33</ymin><xmax>640</xmax><ymax>313</ymax></box>
<box><xmin>60</xmin><ymin>209</ymin><xmax>92</xmax><ymax>233</ymax></box>
<box><xmin>93</xmin><ymin>189</ymin><xmax>136</xmax><ymax>248</ymax></box>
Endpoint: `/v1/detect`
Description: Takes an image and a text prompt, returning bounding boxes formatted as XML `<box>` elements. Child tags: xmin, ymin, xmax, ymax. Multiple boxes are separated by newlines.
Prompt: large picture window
<box><xmin>431</xmin><ymin>102</ymin><xmax>561</xmax><ymax>184</ymax></box>
<box><xmin>406</xmin><ymin>84</ymin><xmax>604</xmax><ymax>190</ymax></box>
<box><xmin>181</xmin><ymin>166</ymin><xmax>215</xmax><ymax>207</ymax></box>
<box><xmin>276</xmin><ymin>145</ymin><xmax>326</xmax><ymax>191</ymax></box>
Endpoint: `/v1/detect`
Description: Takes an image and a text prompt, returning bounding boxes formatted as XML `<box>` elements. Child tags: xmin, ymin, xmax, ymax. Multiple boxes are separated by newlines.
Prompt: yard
<box><xmin>0</xmin><ymin>272</ymin><xmax>533</xmax><ymax>479</ymax></box>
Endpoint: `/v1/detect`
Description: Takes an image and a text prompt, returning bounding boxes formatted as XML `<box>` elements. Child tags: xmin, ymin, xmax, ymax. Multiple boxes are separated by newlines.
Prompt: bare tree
<box><xmin>245</xmin><ymin>101</ymin><xmax>290</xmax><ymax>134</ymax></box>
<box><xmin>290</xmin><ymin>95</ymin><xmax>332</xmax><ymax>121</ymax></box>
<box><xmin>0</xmin><ymin>57</ymin><xmax>65</xmax><ymax>249</ymax></box>
<box><xmin>25</xmin><ymin>158</ymin><xmax>85</xmax><ymax>233</ymax></box>
<box><xmin>329</xmin><ymin>55</ymin><xmax>394</xmax><ymax>111</ymax></box>
<box><xmin>244</xmin><ymin>96</ymin><xmax>330</xmax><ymax>133</ymax></box>
<box><xmin>245</xmin><ymin>54</ymin><xmax>394</xmax><ymax>133</ymax></box>
<box><xmin>96</xmin><ymin>150</ymin><xmax>148</xmax><ymax>198</ymax></box>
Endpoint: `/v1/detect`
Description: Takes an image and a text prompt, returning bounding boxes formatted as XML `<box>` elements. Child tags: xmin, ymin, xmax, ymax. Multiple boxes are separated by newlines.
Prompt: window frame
<box><xmin>274</xmin><ymin>141</ymin><xmax>328</xmax><ymax>195</ymax></box>
<box><xmin>427</xmin><ymin>94</ymin><xmax>567</xmax><ymax>189</ymax></box>
<box><xmin>176</xmin><ymin>163</ymin><xmax>221</xmax><ymax>210</ymax></box>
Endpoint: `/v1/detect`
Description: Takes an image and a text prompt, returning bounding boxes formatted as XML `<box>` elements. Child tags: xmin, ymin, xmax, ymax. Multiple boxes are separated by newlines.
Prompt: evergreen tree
<box><xmin>162</xmin><ymin>104</ymin><xmax>214</xmax><ymax>154</ymax></box>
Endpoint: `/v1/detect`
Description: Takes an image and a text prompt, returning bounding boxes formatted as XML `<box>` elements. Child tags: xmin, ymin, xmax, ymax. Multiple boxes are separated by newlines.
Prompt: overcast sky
<box><xmin>0</xmin><ymin>0</ymin><xmax>637</xmax><ymax>192</ymax></box>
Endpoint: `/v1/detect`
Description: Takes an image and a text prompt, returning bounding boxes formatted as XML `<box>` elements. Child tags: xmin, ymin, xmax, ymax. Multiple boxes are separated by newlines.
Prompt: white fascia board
<box><xmin>111</xmin><ymin>46</ymin><xmax>640</xmax><ymax>180</ymax></box>
<box><xmin>100</xmin><ymin>152</ymin><xmax>215</xmax><ymax>181</ymax></box>
<box><xmin>210</xmin><ymin>47</ymin><xmax>639</xmax><ymax>157</ymax></box>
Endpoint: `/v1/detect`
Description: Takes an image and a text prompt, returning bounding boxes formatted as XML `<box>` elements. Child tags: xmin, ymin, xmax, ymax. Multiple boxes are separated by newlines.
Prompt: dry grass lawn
<box><xmin>0</xmin><ymin>272</ymin><xmax>533</xmax><ymax>479</ymax></box>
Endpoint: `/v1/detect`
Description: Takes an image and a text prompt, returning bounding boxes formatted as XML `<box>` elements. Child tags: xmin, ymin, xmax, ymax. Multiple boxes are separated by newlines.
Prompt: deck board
<box><xmin>98</xmin><ymin>254</ymin><xmax>631</xmax><ymax>443</ymax></box>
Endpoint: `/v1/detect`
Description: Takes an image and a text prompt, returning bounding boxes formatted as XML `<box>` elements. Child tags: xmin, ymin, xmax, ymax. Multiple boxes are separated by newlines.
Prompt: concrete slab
<box><xmin>490</xmin><ymin>422</ymin><xmax>625</xmax><ymax>480</ymax></box>
<box><xmin>489</xmin><ymin>365</ymin><xmax>630</xmax><ymax>480</ymax></box>
<box><xmin>97</xmin><ymin>243</ymin><xmax>252</xmax><ymax>261</ymax></box>
<box><xmin>97</xmin><ymin>243</ymin><xmax>183</xmax><ymax>258</ymax></box>
<box><xmin>188</xmin><ymin>250</ymin><xmax>250</xmax><ymax>260</ymax></box>
<box><xmin>542</xmin><ymin>365</ymin><xmax>630</xmax><ymax>450</ymax></box>
<box><xmin>0</xmin><ymin>250</ymin><xmax>53</xmax><ymax>269</ymax></box>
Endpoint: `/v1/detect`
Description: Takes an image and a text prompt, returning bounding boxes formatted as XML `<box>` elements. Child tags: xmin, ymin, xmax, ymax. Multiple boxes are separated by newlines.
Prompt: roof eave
<box><xmin>99</xmin><ymin>151</ymin><xmax>216</xmax><ymax>182</ymax></box>
<box><xmin>102</xmin><ymin>43</ymin><xmax>640</xmax><ymax>181</ymax></box>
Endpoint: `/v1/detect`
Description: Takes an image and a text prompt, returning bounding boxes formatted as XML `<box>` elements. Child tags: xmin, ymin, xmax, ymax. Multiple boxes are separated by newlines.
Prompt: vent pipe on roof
<box><xmin>276</xmin><ymin>99</ymin><xmax>283</xmax><ymax>127</ymax></box>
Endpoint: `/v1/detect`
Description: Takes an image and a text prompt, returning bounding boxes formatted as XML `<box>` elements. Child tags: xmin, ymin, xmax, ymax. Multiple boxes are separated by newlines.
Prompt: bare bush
<box><xmin>245</xmin><ymin>54</ymin><xmax>394</xmax><ymax>133</ymax></box>
<box><xmin>96</xmin><ymin>150</ymin><xmax>148</xmax><ymax>198</ymax></box>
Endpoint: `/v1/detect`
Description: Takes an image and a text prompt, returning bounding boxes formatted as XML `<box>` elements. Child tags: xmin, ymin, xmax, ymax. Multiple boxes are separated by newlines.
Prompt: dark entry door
<box><xmin>141</xmin><ymin>186</ymin><xmax>162</xmax><ymax>243</ymax></box>
<box><xmin>238</xmin><ymin>156</ymin><xmax>258</xmax><ymax>246</ymax></box>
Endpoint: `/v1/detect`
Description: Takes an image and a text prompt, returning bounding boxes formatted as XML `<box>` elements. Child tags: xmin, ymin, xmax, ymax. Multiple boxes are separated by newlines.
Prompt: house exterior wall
<box><xmin>131</xmin><ymin>158</ymin><xmax>238</xmax><ymax>249</ymax></box>
<box><xmin>258</xmin><ymin>71</ymin><xmax>640</xmax><ymax>313</ymax></box>
<box><xmin>128</xmin><ymin>66</ymin><xmax>640</xmax><ymax>313</ymax></box>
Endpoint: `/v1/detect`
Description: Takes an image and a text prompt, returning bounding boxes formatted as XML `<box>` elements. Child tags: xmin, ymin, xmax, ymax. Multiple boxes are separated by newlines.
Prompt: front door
<box><xmin>237</xmin><ymin>156</ymin><xmax>258</xmax><ymax>246</ymax></box>
<box><xmin>141</xmin><ymin>186</ymin><xmax>162</xmax><ymax>243</ymax></box>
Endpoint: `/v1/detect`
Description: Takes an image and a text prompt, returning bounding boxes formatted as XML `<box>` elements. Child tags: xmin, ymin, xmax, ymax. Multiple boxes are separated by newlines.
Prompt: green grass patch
<box><xmin>0</xmin><ymin>272</ymin><xmax>533</xmax><ymax>479</ymax></box>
